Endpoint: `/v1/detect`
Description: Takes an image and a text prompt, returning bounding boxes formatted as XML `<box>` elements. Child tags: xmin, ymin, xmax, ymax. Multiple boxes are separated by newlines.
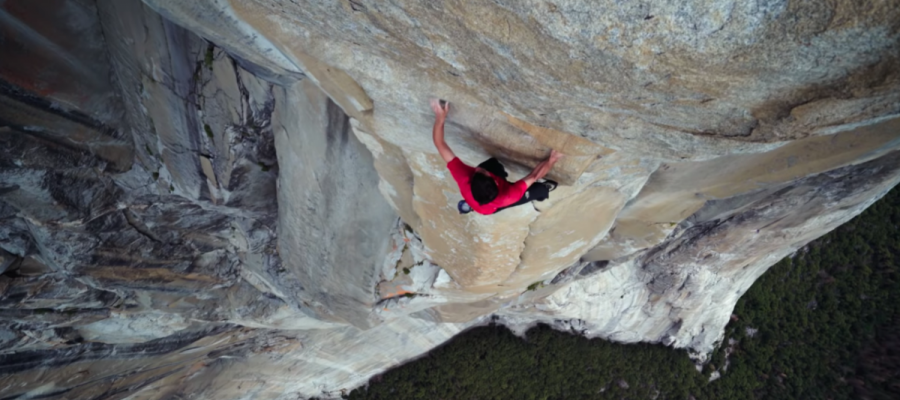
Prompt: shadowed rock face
<box><xmin>1</xmin><ymin>0</ymin><xmax>899</xmax><ymax>398</ymax></box>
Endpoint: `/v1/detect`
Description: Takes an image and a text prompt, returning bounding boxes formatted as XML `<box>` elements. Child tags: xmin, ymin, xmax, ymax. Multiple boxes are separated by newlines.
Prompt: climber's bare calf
<box><xmin>430</xmin><ymin>99</ymin><xmax>563</xmax><ymax>215</ymax></box>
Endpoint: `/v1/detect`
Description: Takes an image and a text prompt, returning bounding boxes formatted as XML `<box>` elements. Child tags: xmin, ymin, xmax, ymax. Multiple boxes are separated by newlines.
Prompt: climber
<box><xmin>430</xmin><ymin>99</ymin><xmax>562</xmax><ymax>215</ymax></box>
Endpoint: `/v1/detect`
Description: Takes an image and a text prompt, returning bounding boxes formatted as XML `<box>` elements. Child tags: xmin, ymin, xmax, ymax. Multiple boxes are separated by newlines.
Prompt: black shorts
<box><xmin>477</xmin><ymin>158</ymin><xmax>552</xmax><ymax>214</ymax></box>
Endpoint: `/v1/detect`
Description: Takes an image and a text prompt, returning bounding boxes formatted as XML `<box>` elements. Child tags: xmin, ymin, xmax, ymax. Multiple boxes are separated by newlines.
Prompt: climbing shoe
<box><xmin>543</xmin><ymin>179</ymin><xmax>558</xmax><ymax>192</ymax></box>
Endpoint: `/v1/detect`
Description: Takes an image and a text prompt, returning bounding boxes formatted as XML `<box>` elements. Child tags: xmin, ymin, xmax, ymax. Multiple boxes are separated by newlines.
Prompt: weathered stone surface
<box><xmin>0</xmin><ymin>0</ymin><xmax>123</xmax><ymax>125</ymax></box>
<box><xmin>144</xmin><ymin>0</ymin><xmax>900</xmax><ymax>158</ymax></box>
<box><xmin>2</xmin><ymin>0</ymin><xmax>900</xmax><ymax>398</ymax></box>
<box><xmin>0</xmin><ymin>0</ymin><xmax>131</xmax><ymax>172</ymax></box>
<box><xmin>503</xmin><ymin>152</ymin><xmax>900</xmax><ymax>353</ymax></box>
<box><xmin>503</xmin><ymin>187</ymin><xmax>626</xmax><ymax>289</ymax></box>
<box><xmin>273</xmin><ymin>79</ymin><xmax>397</xmax><ymax>328</ymax></box>
<box><xmin>585</xmin><ymin>116</ymin><xmax>900</xmax><ymax>262</ymax></box>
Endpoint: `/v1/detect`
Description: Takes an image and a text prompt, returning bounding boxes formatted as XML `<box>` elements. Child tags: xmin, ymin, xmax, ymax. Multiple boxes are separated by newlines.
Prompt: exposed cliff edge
<box><xmin>1</xmin><ymin>0</ymin><xmax>899</xmax><ymax>398</ymax></box>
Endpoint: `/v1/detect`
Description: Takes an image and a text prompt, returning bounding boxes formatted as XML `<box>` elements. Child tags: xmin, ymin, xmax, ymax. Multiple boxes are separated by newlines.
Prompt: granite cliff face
<box><xmin>1</xmin><ymin>0</ymin><xmax>899</xmax><ymax>398</ymax></box>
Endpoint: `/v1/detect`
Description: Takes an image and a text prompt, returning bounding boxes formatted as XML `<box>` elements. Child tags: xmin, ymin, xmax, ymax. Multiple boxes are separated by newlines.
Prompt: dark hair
<box><xmin>470</xmin><ymin>173</ymin><xmax>498</xmax><ymax>205</ymax></box>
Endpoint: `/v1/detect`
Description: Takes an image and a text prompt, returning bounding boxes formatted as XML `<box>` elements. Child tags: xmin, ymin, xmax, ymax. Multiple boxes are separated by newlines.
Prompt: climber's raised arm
<box><xmin>522</xmin><ymin>149</ymin><xmax>563</xmax><ymax>188</ymax></box>
<box><xmin>431</xmin><ymin>99</ymin><xmax>456</xmax><ymax>163</ymax></box>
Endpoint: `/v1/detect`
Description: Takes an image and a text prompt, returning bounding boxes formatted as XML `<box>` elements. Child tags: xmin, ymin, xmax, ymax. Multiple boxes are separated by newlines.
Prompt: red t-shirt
<box><xmin>447</xmin><ymin>158</ymin><xmax>528</xmax><ymax>215</ymax></box>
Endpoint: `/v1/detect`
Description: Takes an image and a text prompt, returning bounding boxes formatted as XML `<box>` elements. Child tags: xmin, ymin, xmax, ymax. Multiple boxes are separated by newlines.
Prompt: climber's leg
<box><xmin>476</xmin><ymin>157</ymin><xmax>508</xmax><ymax>179</ymax></box>
<box><xmin>494</xmin><ymin>182</ymin><xmax>552</xmax><ymax>214</ymax></box>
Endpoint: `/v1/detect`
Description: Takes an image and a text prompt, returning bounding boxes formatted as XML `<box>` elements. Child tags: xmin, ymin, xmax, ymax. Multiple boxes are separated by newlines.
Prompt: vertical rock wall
<box><xmin>1</xmin><ymin>0</ymin><xmax>900</xmax><ymax>399</ymax></box>
<box><xmin>273</xmin><ymin>79</ymin><xmax>397</xmax><ymax>328</ymax></box>
<box><xmin>1</xmin><ymin>1</ymin><xmax>444</xmax><ymax>398</ymax></box>
<box><xmin>140</xmin><ymin>0</ymin><xmax>900</xmax><ymax>352</ymax></box>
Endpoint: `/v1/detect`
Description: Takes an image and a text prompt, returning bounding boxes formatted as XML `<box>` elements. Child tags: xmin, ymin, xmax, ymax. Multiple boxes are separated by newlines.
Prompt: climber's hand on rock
<box><xmin>524</xmin><ymin>149</ymin><xmax>564</xmax><ymax>187</ymax></box>
<box><xmin>430</xmin><ymin>99</ymin><xmax>450</xmax><ymax>121</ymax></box>
<box><xmin>549</xmin><ymin>149</ymin><xmax>564</xmax><ymax>163</ymax></box>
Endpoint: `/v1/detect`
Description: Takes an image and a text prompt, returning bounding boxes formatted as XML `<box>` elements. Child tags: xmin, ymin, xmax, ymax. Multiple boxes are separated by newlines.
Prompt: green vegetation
<box><xmin>347</xmin><ymin>186</ymin><xmax>900</xmax><ymax>400</ymax></box>
<box><xmin>706</xmin><ymin>185</ymin><xmax>900</xmax><ymax>399</ymax></box>
<box><xmin>204</xmin><ymin>123</ymin><xmax>214</xmax><ymax>139</ymax></box>
<box><xmin>204</xmin><ymin>44</ymin><xmax>215</xmax><ymax>70</ymax></box>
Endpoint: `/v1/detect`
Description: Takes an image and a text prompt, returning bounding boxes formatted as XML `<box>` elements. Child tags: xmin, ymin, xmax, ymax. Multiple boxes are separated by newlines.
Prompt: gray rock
<box><xmin>1</xmin><ymin>0</ymin><xmax>899</xmax><ymax>398</ymax></box>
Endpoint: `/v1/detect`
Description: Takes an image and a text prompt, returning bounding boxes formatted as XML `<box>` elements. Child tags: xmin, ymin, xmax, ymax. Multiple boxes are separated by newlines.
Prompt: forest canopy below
<box><xmin>347</xmin><ymin>185</ymin><xmax>900</xmax><ymax>400</ymax></box>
